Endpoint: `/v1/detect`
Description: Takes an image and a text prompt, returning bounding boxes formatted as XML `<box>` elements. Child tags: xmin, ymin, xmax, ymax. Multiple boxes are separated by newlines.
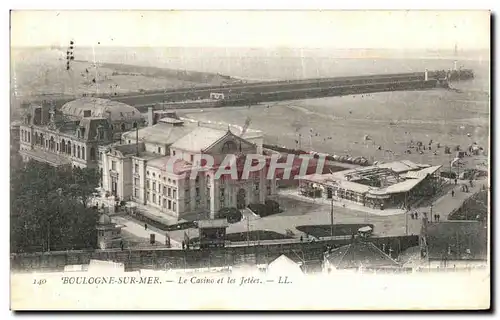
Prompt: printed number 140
<box><xmin>33</xmin><ymin>279</ymin><xmax>47</xmax><ymax>285</ymax></box>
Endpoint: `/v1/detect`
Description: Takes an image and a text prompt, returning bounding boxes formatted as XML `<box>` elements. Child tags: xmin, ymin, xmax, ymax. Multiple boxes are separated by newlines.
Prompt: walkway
<box><xmin>113</xmin><ymin>215</ymin><xmax>182</xmax><ymax>249</ymax></box>
<box><xmin>416</xmin><ymin>180</ymin><xmax>488</xmax><ymax>221</ymax></box>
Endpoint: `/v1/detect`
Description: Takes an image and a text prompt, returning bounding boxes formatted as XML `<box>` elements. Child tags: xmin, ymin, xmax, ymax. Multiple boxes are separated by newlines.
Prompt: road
<box><xmin>113</xmin><ymin>215</ymin><xmax>182</xmax><ymax>249</ymax></box>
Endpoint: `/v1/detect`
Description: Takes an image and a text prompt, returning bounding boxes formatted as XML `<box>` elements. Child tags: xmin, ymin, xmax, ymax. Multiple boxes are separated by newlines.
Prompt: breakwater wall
<box><xmin>11</xmin><ymin>235</ymin><xmax>418</xmax><ymax>272</ymax></box>
<box><xmin>22</xmin><ymin>69</ymin><xmax>473</xmax><ymax>110</ymax></box>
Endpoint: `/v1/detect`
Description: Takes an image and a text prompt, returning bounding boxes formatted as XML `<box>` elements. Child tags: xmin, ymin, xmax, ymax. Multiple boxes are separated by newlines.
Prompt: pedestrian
<box><xmin>182</xmin><ymin>241</ymin><xmax>185</xmax><ymax>250</ymax></box>
<box><xmin>454</xmin><ymin>178</ymin><xmax>458</xmax><ymax>185</ymax></box>
<box><xmin>434</xmin><ymin>214</ymin><xmax>437</xmax><ymax>222</ymax></box>
<box><xmin>469</xmin><ymin>180</ymin><xmax>474</xmax><ymax>187</ymax></box>
<box><xmin>144</xmin><ymin>223</ymin><xmax>148</xmax><ymax>230</ymax></box>
<box><xmin>415</xmin><ymin>212</ymin><xmax>418</xmax><ymax>219</ymax></box>
<box><xmin>300</xmin><ymin>235</ymin><xmax>303</xmax><ymax>242</ymax></box>
<box><xmin>410</xmin><ymin>213</ymin><xmax>414</xmax><ymax>220</ymax></box>
<box><xmin>451</xmin><ymin>190</ymin><xmax>455</xmax><ymax>197</ymax></box>
<box><xmin>120</xmin><ymin>240</ymin><xmax>124</xmax><ymax>251</ymax></box>
<box><xmin>437</xmin><ymin>214</ymin><xmax>441</xmax><ymax>222</ymax></box>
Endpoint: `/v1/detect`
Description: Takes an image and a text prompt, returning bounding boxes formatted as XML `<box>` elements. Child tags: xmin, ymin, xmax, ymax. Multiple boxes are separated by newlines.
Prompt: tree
<box><xmin>10</xmin><ymin>161</ymin><xmax>99</xmax><ymax>253</ymax></box>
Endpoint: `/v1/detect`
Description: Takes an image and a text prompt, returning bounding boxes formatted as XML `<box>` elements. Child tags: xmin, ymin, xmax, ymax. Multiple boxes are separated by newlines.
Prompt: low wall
<box><xmin>11</xmin><ymin>235</ymin><xmax>418</xmax><ymax>272</ymax></box>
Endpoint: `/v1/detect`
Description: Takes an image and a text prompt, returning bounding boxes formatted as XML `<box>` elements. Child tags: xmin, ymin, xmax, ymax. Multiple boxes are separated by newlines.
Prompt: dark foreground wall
<box><xmin>11</xmin><ymin>235</ymin><xmax>418</xmax><ymax>273</ymax></box>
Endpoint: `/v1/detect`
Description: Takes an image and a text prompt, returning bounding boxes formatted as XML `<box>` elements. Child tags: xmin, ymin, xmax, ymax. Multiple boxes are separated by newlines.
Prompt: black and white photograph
<box><xmin>8</xmin><ymin>10</ymin><xmax>490</xmax><ymax>310</ymax></box>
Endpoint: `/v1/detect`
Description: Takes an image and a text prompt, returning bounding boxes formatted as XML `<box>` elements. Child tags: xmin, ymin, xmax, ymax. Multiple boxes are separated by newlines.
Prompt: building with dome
<box><xmin>18</xmin><ymin>98</ymin><xmax>145</xmax><ymax>168</ymax></box>
<box><xmin>60</xmin><ymin>98</ymin><xmax>145</xmax><ymax>141</ymax></box>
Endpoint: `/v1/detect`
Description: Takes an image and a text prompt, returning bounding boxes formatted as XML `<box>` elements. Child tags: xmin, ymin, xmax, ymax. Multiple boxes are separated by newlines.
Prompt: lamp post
<box><xmin>330</xmin><ymin>192</ymin><xmax>334</xmax><ymax>240</ymax></box>
<box><xmin>430</xmin><ymin>204</ymin><xmax>433</xmax><ymax>223</ymax></box>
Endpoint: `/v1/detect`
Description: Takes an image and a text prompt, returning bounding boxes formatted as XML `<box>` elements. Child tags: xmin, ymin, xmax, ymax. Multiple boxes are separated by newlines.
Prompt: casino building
<box><xmin>98</xmin><ymin>110</ymin><xmax>278</xmax><ymax>220</ymax></box>
<box><xmin>18</xmin><ymin>97</ymin><xmax>145</xmax><ymax>168</ymax></box>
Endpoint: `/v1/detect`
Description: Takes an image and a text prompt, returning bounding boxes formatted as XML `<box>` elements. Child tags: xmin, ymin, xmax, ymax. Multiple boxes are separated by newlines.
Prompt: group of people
<box><xmin>409</xmin><ymin>211</ymin><xmax>441</xmax><ymax>222</ymax></box>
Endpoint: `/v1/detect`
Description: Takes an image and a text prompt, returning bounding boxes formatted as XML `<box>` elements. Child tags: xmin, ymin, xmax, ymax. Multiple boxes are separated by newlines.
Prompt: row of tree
<box><xmin>10</xmin><ymin>159</ymin><xmax>101</xmax><ymax>253</ymax></box>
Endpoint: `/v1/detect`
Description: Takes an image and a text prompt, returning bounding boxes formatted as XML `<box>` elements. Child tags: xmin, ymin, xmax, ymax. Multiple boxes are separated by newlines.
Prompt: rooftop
<box><xmin>61</xmin><ymin>97</ymin><xmax>143</xmax><ymax>122</ymax></box>
<box><xmin>171</xmin><ymin>127</ymin><xmax>230</xmax><ymax>152</ymax></box>
<box><xmin>197</xmin><ymin>219</ymin><xmax>229</xmax><ymax>229</ymax></box>
<box><xmin>300</xmin><ymin>162</ymin><xmax>442</xmax><ymax>196</ymax></box>
<box><xmin>122</xmin><ymin>122</ymin><xmax>193</xmax><ymax>145</ymax></box>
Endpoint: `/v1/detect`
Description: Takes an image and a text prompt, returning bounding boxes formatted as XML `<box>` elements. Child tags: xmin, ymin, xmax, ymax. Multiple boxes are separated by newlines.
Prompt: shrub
<box><xmin>217</xmin><ymin>207</ymin><xmax>242</xmax><ymax>223</ymax></box>
<box><xmin>265</xmin><ymin>200</ymin><xmax>280</xmax><ymax>214</ymax></box>
<box><xmin>248</xmin><ymin>203</ymin><xmax>267</xmax><ymax>217</ymax></box>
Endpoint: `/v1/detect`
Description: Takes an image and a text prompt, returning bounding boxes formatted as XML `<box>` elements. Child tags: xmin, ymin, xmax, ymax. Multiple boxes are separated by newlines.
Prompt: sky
<box><xmin>10</xmin><ymin>10</ymin><xmax>490</xmax><ymax>50</ymax></box>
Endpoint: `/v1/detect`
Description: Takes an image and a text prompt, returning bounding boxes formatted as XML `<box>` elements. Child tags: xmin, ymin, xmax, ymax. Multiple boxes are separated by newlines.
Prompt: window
<box><xmin>172</xmin><ymin>202</ymin><xmax>176</xmax><ymax>211</ymax></box>
<box><xmin>134</xmin><ymin>188</ymin><xmax>138</xmax><ymax>197</ymax></box>
<box><xmin>147</xmin><ymin>171</ymin><xmax>150</xmax><ymax>176</ymax></box>
<box><xmin>168</xmin><ymin>178</ymin><xmax>171</xmax><ymax>183</ymax></box>
<box><xmin>158</xmin><ymin>147</ymin><xmax>161</xmax><ymax>154</ymax></box>
<box><xmin>134</xmin><ymin>177</ymin><xmax>139</xmax><ymax>186</ymax></box>
<box><xmin>152</xmin><ymin>182</ymin><xmax>156</xmax><ymax>192</ymax></box>
<box><xmin>134</xmin><ymin>164</ymin><xmax>139</xmax><ymax>173</ymax></box>
<box><xmin>146</xmin><ymin>180</ymin><xmax>150</xmax><ymax>189</ymax></box>
<box><xmin>168</xmin><ymin>200</ymin><xmax>172</xmax><ymax>210</ymax></box>
<box><xmin>82</xmin><ymin>147</ymin><xmax>85</xmax><ymax>160</ymax></box>
<box><xmin>190</xmin><ymin>155</ymin><xmax>194</xmax><ymax>162</ymax></box>
<box><xmin>220</xmin><ymin>188</ymin><xmax>225</xmax><ymax>197</ymax></box>
<box><xmin>173</xmin><ymin>180</ymin><xmax>176</xmax><ymax>185</ymax></box>
<box><xmin>111</xmin><ymin>161</ymin><xmax>116</xmax><ymax>170</ymax></box>
<box><xmin>163</xmin><ymin>186</ymin><xmax>167</xmax><ymax>196</ymax></box>
<box><xmin>173</xmin><ymin>189</ymin><xmax>177</xmax><ymax>199</ymax></box>
<box><xmin>153</xmin><ymin>194</ymin><xmax>156</xmax><ymax>204</ymax></box>
<box><xmin>255</xmin><ymin>182</ymin><xmax>259</xmax><ymax>191</ymax></box>
<box><xmin>168</xmin><ymin>188</ymin><xmax>171</xmax><ymax>197</ymax></box>
<box><xmin>196</xmin><ymin>187</ymin><xmax>200</xmax><ymax>197</ymax></box>
<box><xmin>153</xmin><ymin>173</ymin><xmax>156</xmax><ymax>178</ymax></box>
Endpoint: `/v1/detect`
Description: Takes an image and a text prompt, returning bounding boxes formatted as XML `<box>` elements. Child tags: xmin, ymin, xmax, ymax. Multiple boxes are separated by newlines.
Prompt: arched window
<box><xmin>61</xmin><ymin>140</ymin><xmax>66</xmax><ymax>153</ymax></box>
<box><xmin>77</xmin><ymin>146</ymin><xmax>81</xmax><ymax>158</ymax></box>
<box><xmin>27</xmin><ymin>133</ymin><xmax>30</xmax><ymax>143</ymax></box>
<box><xmin>72</xmin><ymin>145</ymin><xmax>76</xmax><ymax>156</ymax></box>
<box><xmin>21</xmin><ymin>130</ymin><xmax>25</xmax><ymax>141</ymax></box>
<box><xmin>82</xmin><ymin>146</ymin><xmax>85</xmax><ymax>160</ymax></box>
<box><xmin>35</xmin><ymin>133</ymin><xmax>39</xmax><ymax>145</ymax></box>
<box><xmin>67</xmin><ymin>141</ymin><xmax>71</xmax><ymax>155</ymax></box>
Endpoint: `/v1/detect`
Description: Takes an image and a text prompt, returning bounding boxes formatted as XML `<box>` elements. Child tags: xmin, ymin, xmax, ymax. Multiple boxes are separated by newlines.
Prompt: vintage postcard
<box><xmin>9</xmin><ymin>10</ymin><xmax>490</xmax><ymax>310</ymax></box>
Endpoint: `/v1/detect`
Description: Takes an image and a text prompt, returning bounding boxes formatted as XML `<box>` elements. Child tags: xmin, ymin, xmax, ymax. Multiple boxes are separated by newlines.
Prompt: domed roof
<box><xmin>60</xmin><ymin>97</ymin><xmax>143</xmax><ymax>122</ymax></box>
<box><xmin>98</xmin><ymin>214</ymin><xmax>112</xmax><ymax>225</ymax></box>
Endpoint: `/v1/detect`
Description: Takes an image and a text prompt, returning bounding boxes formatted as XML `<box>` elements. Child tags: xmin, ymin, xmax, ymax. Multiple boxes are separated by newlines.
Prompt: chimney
<box><xmin>41</xmin><ymin>105</ymin><xmax>50</xmax><ymax>125</ymax></box>
<box><xmin>147</xmin><ymin>107</ymin><xmax>154</xmax><ymax>127</ymax></box>
<box><xmin>33</xmin><ymin>107</ymin><xmax>42</xmax><ymax>125</ymax></box>
<box><xmin>424</xmin><ymin>69</ymin><xmax>428</xmax><ymax>81</ymax></box>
